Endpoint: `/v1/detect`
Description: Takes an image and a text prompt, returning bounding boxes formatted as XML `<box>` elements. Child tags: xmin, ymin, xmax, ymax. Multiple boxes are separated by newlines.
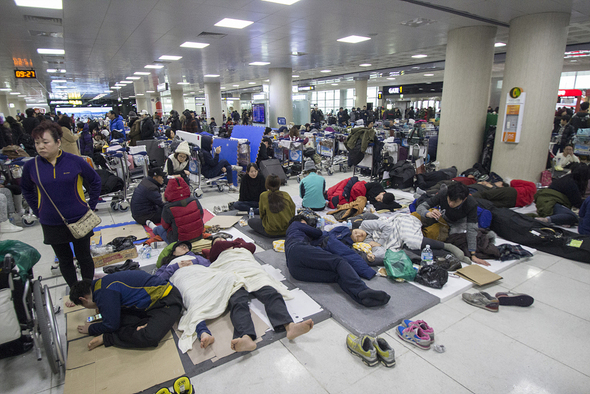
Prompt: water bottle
<box><xmin>249</xmin><ymin>208</ymin><xmax>255</xmax><ymax>219</ymax></box>
<box><xmin>319</xmin><ymin>217</ymin><xmax>325</xmax><ymax>230</ymax></box>
<box><xmin>421</xmin><ymin>244</ymin><xmax>433</xmax><ymax>266</ymax></box>
<box><xmin>144</xmin><ymin>245</ymin><xmax>152</xmax><ymax>259</ymax></box>
<box><xmin>347</xmin><ymin>219</ymin><xmax>352</xmax><ymax>229</ymax></box>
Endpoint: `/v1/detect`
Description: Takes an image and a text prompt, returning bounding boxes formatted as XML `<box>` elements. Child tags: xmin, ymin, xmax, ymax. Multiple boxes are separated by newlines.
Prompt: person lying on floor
<box><xmin>350</xmin><ymin>216</ymin><xmax>470</xmax><ymax>265</ymax></box>
<box><xmin>326</xmin><ymin>176</ymin><xmax>401</xmax><ymax>211</ymax></box>
<box><xmin>70</xmin><ymin>270</ymin><xmax>183</xmax><ymax>350</ymax></box>
<box><xmin>157</xmin><ymin>238</ymin><xmax>313</xmax><ymax>352</ymax></box>
<box><xmin>416</xmin><ymin>182</ymin><xmax>490</xmax><ymax>266</ymax></box>
<box><xmin>285</xmin><ymin>215</ymin><xmax>390</xmax><ymax>307</ymax></box>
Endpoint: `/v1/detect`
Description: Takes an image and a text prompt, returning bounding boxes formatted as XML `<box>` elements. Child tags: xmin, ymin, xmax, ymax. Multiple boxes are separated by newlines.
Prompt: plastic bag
<box><xmin>414</xmin><ymin>264</ymin><xmax>448</xmax><ymax>289</ymax></box>
<box><xmin>106</xmin><ymin>236</ymin><xmax>137</xmax><ymax>252</ymax></box>
<box><xmin>0</xmin><ymin>240</ymin><xmax>41</xmax><ymax>281</ymax></box>
<box><xmin>383</xmin><ymin>249</ymin><xmax>416</xmax><ymax>281</ymax></box>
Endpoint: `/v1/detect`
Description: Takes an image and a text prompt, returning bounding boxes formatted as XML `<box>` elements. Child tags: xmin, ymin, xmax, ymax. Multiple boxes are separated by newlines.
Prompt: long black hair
<box><xmin>265</xmin><ymin>174</ymin><xmax>285</xmax><ymax>213</ymax></box>
<box><xmin>571</xmin><ymin>163</ymin><xmax>589</xmax><ymax>194</ymax></box>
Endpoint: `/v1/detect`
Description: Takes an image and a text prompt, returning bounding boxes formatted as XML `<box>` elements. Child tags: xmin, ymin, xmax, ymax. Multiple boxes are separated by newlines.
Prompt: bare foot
<box><xmin>285</xmin><ymin>319</ymin><xmax>314</xmax><ymax>340</ymax></box>
<box><xmin>88</xmin><ymin>335</ymin><xmax>104</xmax><ymax>350</ymax></box>
<box><xmin>200</xmin><ymin>333</ymin><xmax>215</xmax><ymax>349</ymax></box>
<box><xmin>230</xmin><ymin>335</ymin><xmax>257</xmax><ymax>352</ymax></box>
<box><xmin>136</xmin><ymin>324</ymin><xmax>147</xmax><ymax>331</ymax></box>
<box><xmin>535</xmin><ymin>217</ymin><xmax>550</xmax><ymax>223</ymax></box>
<box><xmin>65</xmin><ymin>300</ymin><xmax>75</xmax><ymax>308</ymax></box>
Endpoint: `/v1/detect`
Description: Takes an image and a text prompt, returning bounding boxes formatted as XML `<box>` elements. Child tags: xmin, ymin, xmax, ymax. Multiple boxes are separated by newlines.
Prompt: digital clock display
<box><xmin>15</xmin><ymin>70</ymin><xmax>36</xmax><ymax>79</ymax></box>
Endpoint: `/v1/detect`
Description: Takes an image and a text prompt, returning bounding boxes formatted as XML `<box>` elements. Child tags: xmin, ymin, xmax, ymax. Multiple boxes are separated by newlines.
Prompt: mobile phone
<box><xmin>87</xmin><ymin>313</ymin><xmax>102</xmax><ymax>323</ymax></box>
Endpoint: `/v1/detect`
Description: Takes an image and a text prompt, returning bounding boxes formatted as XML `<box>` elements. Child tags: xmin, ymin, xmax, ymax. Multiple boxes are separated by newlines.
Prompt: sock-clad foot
<box><xmin>285</xmin><ymin>319</ymin><xmax>314</xmax><ymax>340</ymax></box>
<box><xmin>359</xmin><ymin>289</ymin><xmax>391</xmax><ymax>307</ymax></box>
<box><xmin>230</xmin><ymin>335</ymin><xmax>257</xmax><ymax>352</ymax></box>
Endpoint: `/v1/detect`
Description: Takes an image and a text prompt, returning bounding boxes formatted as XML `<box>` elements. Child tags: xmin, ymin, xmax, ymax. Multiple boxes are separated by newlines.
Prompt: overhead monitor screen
<box><xmin>252</xmin><ymin>103</ymin><xmax>265</xmax><ymax>123</ymax></box>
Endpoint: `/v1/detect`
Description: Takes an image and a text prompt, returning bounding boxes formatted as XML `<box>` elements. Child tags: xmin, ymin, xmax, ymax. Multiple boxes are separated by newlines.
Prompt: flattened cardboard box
<box><xmin>456</xmin><ymin>264</ymin><xmax>502</xmax><ymax>286</ymax></box>
<box><xmin>93</xmin><ymin>247</ymin><xmax>138</xmax><ymax>268</ymax></box>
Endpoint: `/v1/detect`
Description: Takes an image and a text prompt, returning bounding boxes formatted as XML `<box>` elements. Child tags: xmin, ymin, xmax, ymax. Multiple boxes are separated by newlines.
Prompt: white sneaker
<box><xmin>228</xmin><ymin>185</ymin><xmax>238</xmax><ymax>192</ymax></box>
<box><xmin>0</xmin><ymin>220</ymin><xmax>23</xmax><ymax>233</ymax></box>
<box><xmin>145</xmin><ymin>220</ymin><xmax>157</xmax><ymax>230</ymax></box>
<box><xmin>231</xmin><ymin>165</ymin><xmax>242</xmax><ymax>172</ymax></box>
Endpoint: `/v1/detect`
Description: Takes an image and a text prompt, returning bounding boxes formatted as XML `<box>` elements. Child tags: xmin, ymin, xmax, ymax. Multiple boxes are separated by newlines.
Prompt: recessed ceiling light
<box><xmin>47</xmin><ymin>68</ymin><xmax>57</xmax><ymax>73</ymax></box>
<box><xmin>9</xmin><ymin>92</ymin><xmax>21</xmax><ymax>95</ymax></box>
<box><xmin>159</xmin><ymin>55</ymin><xmax>183</xmax><ymax>61</ymax></box>
<box><xmin>264</xmin><ymin>79</ymin><xmax>270</xmax><ymax>82</ymax></box>
<box><xmin>214</xmin><ymin>18</ymin><xmax>253</xmax><ymax>29</ymax></box>
<box><xmin>387</xmin><ymin>77</ymin><xmax>395</xmax><ymax>80</ymax></box>
<box><xmin>180</xmin><ymin>42</ymin><xmax>210</xmax><ymax>49</ymax></box>
<box><xmin>411</xmin><ymin>54</ymin><xmax>428</xmax><ymax>58</ymax></box>
<box><xmin>494</xmin><ymin>42</ymin><xmax>506</xmax><ymax>47</ymax></box>
<box><xmin>145</xmin><ymin>64</ymin><xmax>164</xmax><ymax>69</ymax></box>
<box><xmin>18</xmin><ymin>95</ymin><xmax>26</xmax><ymax>97</ymax></box>
<box><xmin>337</xmin><ymin>35</ymin><xmax>371</xmax><ymax>44</ymax></box>
<box><xmin>292</xmin><ymin>75</ymin><xmax>299</xmax><ymax>78</ymax></box>
<box><xmin>331</xmin><ymin>83</ymin><xmax>338</xmax><ymax>86</ymax></box>
<box><xmin>119</xmin><ymin>81</ymin><xmax>132</xmax><ymax>84</ymax></box>
<box><xmin>112</xmin><ymin>86</ymin><xmax>121</xmax><ymax>89</ymax></box>
<box><xmin>221</xmin><ymin>86</ymin><xmax>226</xmax><ymax>89</ymax></box>
<box><xmin>52</xmin><ymin>79</ymin><xmax>67</xmax><ymax>83</ymax></box>
<box><xmin>320</xmin><ymin>70</ymin><xmax>331</xmax><ymax>73</ymax></box>
<box><xmin>359</xmin><ymin>63</ymin><xmax>371</xmax><ymax>67</ymax></box>
<box><xmin>1</xmin><ymin>88</ymin><xmax>13</xmax><ymax>92</ymax></box>
<box><xmin>126</xmin><ymin>76</ymin><xmax>141</xmax><ymax>80</ymax></box>
<box><xmin>136</xmin><ymin>93</ymin><xmax>144</xmax><ymax>96</ymax></box>
<box><xmin>134</xmin><ymin>71</ymin><xmax>151</xmax><ymax>75</ymax></box>
<box><xmin>248</xmin><ymin>82</ymin><xmax>256</xmax><ymax>85</ymax></box>
<box><xmin>104</xmin><ymin>91</ymin><xmax>113</xmax><ymax>93</ymax></box>
<box><xmin>15</xmin><ymin>0</ymin><xmax>62</xmax><ymax>10</ymax></box>
<box><xmin>177</xmin><ymin>82</ymin><xmax>190</xmax><ymax>85</ymax></box>
<box><xmin>233</xmin><ymin>84</ymin><xmax>240</xmax><ymax>87</ymax></box>
<box><xmin>59</xmin><ymin>69</ymin><xmax>66</xmax><ymax>73</ymax></box>
<box><xmin>37</xmin><ymin>48</ymin><xmax>65</xmax><ymax>55</ymax></box>
<box><xmin>204</xmin><ymin>74</ymin><xmax>220</xmax><ymax>77</ymax></box>
<box><xmin>146</xmin><ymin>90</ymin><xmax>155</xmax><ymax>93</ymax></box>
<box><xmin>424</xmin><ymin>73</ymin><xmax>434</xmax><ymax>76</ymax></box>
<box><xmin>189</xmin><ymin>92</ymin><xmax>195</xmax><ymax>94</ymax></box>
<box><xmin>249</xmin><ymin>62</ymin><xmax>270</xmax><ymax>66</ymax></box>
<box><xmin>261</xmin><ymin>0</ymin><xmax>300</xmax><ymax>4</ymax></box>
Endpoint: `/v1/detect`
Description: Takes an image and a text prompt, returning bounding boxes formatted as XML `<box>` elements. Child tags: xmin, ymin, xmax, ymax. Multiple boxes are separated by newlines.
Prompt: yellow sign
<box><xmin>509</xmin><ymin>87</ymin><xmax>523</xmax><ymax>98</ymax></box>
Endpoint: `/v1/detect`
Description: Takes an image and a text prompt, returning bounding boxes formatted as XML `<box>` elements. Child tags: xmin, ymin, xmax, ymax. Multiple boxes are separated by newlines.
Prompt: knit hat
<box><xmin>382</xmin><ymin>192</ymin><xmax>394</xmax><ymax>204</ymax></box>
<box><xmin>128</xmin><ymin>111</ymin><xmax>137</xmax><ymax>117</ymax></box>
<box><xmin>140</xmin><ymin>109</ymin><xmax>149</xmax><ymax>116</ymax></box>
<box><xmin>172</xmin><ymin>240</ymin><xmax>193</xmax><ymax>255</ymax></box>
<box><xmin>175</xmin><ymin>140</ymin><xmax>191</xmax><ymax>155</ymax></box>
<box><xmin>304</xmin><ymin>161</ymin><xmax>316</xmax><ymax>172</ymax></box>
<box><xmin>149</xmin><ymin>167</ymin><xmax>166</xmax><ymax>178</ymax></box>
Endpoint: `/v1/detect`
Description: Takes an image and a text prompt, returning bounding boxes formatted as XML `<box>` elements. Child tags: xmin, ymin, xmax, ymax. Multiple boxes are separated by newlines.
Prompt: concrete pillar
<box><xmin>204</xmin><ymin>82</ymin><xmax>222</xmax><ymax>127</ymax></box>
<box><xmin>354</xmin><ymin>77</ymin><xmax>368</xmax><ymax>108</ymax></box>
<box><xmin>437</xmin><ymin>25</ymin><xmax>497</xmax><ymax>171</ymax></box>
<box><xmin>133</xmin><ymin>79</ymin><xmax>150</xmax><ymax>113</ymax></box>
<box><xmin>170</xmin><ymin>89</ymin><xmax>184</xmax><ymax>113</ymax></box>
<box><xmin>491</xmin><ymin>12</ymin><xmax>570</xmax><ymax>182</ymax></box>
<box><xmin>0</xmin><ymin>94</ymin><xmax>9</xmax><ymax>116</ymax></box>
<box><xmin>340</xmin><ymin>89</ymin><xmax>347</xmax><ymax>110</ymax></box>
<box><xmin>269</xmin><ymin>67</ymin><xmax>293</xmax><ymax>128</ymax></box>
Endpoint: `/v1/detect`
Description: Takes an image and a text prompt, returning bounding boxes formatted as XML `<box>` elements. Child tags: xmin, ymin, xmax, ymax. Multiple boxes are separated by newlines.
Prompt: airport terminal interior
<box><xmin>1</xmin><ymin>0</ymin><xmax>590</xmax><ymax>393</ymax></box>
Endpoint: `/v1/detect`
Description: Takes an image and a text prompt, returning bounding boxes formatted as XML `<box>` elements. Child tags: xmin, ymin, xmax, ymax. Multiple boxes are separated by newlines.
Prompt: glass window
<box><xmin>575</xmin><ymin>71</ymin><xmax>590</xmax><ymax>89</ymax></box>
<box><xmin>559</xmin><ymin>72</ymin><xmax>576</xmax><ymax>89</ymax></box>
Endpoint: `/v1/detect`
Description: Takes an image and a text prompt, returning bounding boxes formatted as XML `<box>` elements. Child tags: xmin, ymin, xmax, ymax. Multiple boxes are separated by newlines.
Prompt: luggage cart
<box><xmin>188</xmin><ymin>145</ymin><xmax>228</xmax><ymax>197</ymax></box>
<box><xmin>103</xmin><ymin>146</ymin><xmax>140</xmax><ymax>212</ymax></box>
<box><xmin>316</xmin><ymin>135</ymin><xmax>348</xmax><ymax>175</ymax></box>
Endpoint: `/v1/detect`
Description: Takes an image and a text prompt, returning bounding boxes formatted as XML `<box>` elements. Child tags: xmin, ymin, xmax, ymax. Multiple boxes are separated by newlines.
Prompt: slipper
<box><xmin>495</xmin><ymin>292</ymin><xmax>534</xmax><ymax>307</ymax></box>
<box><xmin>173</xmin><ymin>376</ymin><xmax>193</xmax><ymax>394</ymax></box>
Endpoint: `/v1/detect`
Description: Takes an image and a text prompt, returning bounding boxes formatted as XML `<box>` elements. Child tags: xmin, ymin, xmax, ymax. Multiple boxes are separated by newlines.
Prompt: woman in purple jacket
<box><xmin>21</xmin><ymin>121</ymin><xmax>101</xmax><ymax>304</ymax></box>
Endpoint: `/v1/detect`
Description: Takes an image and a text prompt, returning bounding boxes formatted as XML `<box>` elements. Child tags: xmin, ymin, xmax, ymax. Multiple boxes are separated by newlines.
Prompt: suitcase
<box><xmin>259</xmin><ymin>158</ymin><xmax>287</xmax><ymax>185</ymax></box>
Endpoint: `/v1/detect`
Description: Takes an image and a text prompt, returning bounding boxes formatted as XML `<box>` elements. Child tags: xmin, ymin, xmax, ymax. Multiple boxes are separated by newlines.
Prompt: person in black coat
<box><xmin>130</xmin><ymin>168</ymin><xmax>165</xmax><ymax>225</ymax></box>
<box><xmin>364</xmin><ymin>182</ymin><xmax>401</xmax><ymax>211</ymax></box>
<box><xmin>231</xmin><ymin>163</ymin><xmax>266</xmax><ymax>214</ymax></box>
<box><xmin>22</xmin><ymin>108</ymin><xmax>40</xmax><ymax>135</ymax></box>
<box><xmin>256</xmin><ymin>137</ymin><xmax>274</xmax><ymax>166</ymax></box>
<box><xmin>200</xmin><ymin>136</ymin><xmax>237</xmax><ymax>191</ymax></box>
<box><xmin>139</xmin><ymin>110</ymin><xmax>155</xmax><ymax>140</ymax></box>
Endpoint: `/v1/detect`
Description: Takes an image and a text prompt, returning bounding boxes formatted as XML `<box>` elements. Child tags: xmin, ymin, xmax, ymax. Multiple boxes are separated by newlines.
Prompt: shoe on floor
<box><xmin>145</xmin><ymin>220</ymin><xmax>157</xmax><ymax>230</ymax></box>
<box><xmin>346</xmin><ymin>334</ymin><xmax>379</xmax><ymax>367</ymax></box>
<box><xmin>228</xmin><ymin>185</ymin><xmax>238</xmax><ymax>192</ymax></box>
<box><xmin>371</xmin><ymin>336</ymin><xmax>396</xmax><ymax>367</ymax></box>
<box><xmin>155</xmin><ymin>388</ymin><xmax>172</xmax><ymax>394</ymax></box>
<box><xmin>495</xmin><ymin>292</ymin><xmax>534</xmax><ymax>307</ymax></box>
<box><xmin>231</xmin><ymin>165</ymin><xmax>242</xmax><ymax>172</ymax></box>
<box><xmin>395</xmin><ymin>324</ymin><xmax>433</xmax><ymax>350</ymax></box>
<box><xmin>173</xmin><ymin>376</ymin><xmax>193</xmax><ymax>394</ymax></box>
<box><xmin>228</xmin><ymin>202</ymin><xmax>235</xmax><ymax>210</ymax></box>
<box><xmin>401</xmin><ymin>319</ymin><xmax>435</xmax><ymax>340</ymax></box>
<box><xmin>0</xmin><ymin>220</ymin><xmax>23</xmax><ymax>233</ymax></box>
<box><xmin>462</xmin><ymin>292</ymin><xmax>499</xmax><ymax>312</ymax></box>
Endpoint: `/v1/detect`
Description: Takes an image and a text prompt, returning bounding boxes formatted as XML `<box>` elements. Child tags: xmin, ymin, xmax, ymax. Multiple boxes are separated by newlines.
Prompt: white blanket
<box><xmin>172</xmin><ymin>248</ymin><xmax>292</xmax><ymax>353</ymax></box>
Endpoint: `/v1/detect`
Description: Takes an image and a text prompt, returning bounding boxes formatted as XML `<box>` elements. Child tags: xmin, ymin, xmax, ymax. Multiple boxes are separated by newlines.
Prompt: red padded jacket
<box><xmin>161</xmin><ymin>177</ymin><xmax>204</xmax><ymax>243</ymax></box>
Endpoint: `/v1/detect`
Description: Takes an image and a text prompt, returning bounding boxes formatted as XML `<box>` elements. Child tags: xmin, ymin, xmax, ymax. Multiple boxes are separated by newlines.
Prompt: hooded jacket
<box><xmin>161</xmin><ymin>177</ymin><xmax>204</xmax><ymax>243</ymax></box>
<box><xmin>79</xmin><ymin>124</ymin><xmax>93</xmax><ymax>156</ymax></box>
<box><xmin>127</xmin><ymin>117</ymin><xmax>141</xmax><ymax>146</ymax></box>
<box><xmin>140</xmin><ymin>116</ymin><xmax>155</xmax><ymax>140</ymax></box>
<box><xmin>165</xmin><ymin>141</ymin><xmax>191</xmax><ymax>176</ymax></box>
<box><xmin>169</xmin><ymin>111</ymin><xmax>182</xmax><ymax>131</ymax></box>
<box><xmin>60</xmin><ymin>126</ymin><xmax>80</xmax><ymax>156</ymax></box>
<box><xmin>130</xmin><ymin>176</ymin><xmax>164</xmax><ymax>220</ymax></box>
<box><xmin>110</xmin><ymin>115</ymin><xmax>125</xmax><ymax>138</ymax></box>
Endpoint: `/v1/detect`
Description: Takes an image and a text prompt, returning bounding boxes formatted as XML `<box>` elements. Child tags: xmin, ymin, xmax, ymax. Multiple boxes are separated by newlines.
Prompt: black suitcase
<box><xmin>259</xmin><ymin>158</ymin><xmax>287</xmax><ymax>185</ymax></box>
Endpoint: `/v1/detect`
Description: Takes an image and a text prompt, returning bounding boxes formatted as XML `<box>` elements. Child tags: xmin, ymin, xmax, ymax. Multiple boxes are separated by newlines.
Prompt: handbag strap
<box><xmin>35</xmin><ymin>156</ymin><xmax>90</xmax><ymax>225</ymax></box>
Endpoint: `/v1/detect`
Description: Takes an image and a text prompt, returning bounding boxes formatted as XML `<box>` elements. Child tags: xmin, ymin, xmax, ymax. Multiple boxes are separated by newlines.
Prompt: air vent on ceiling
<box><xmin>400</xmin><ymin>18</ymin><xmax>436</xmax><ymax>28</ymax></box>
<box><xmin>24</xmin><ymin>15</ymin><xmax>63</xmax><ymax>26</ymax></box>
<box><xmin>29</xmin><ymin>30</ymin><xmax>63</xmax><ymax>38</ymax></box>
<box><xmin>198</xmin><ymin>31</ymin><xmax>227</xmax><ymax>39</ymax></box>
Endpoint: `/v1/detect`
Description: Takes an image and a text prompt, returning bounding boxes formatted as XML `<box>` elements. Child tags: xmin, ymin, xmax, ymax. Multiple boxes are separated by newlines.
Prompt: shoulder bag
<box><xmin>35</xmin><ymin>157</ymin><xmax>101</xmax><ymax>239</ymax></box>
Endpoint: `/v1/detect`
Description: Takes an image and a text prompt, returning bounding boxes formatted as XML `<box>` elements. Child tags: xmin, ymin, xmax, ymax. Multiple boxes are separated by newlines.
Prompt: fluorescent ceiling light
<box><xmin>387</xmin><ymin>77</ymin><xmax>395</xmax><ymax>80</ymax></box>
<box><xmin>331</xmin><ymin>83</ymin><xmax>338</xmax><ymax>86</ymax></box>
<box><xmin>494</xmin><ymin>42</ymin><xmax>506</xmax><ymax>47</ymax></box>
<box><xmin>204</xmin><ymin>74</ymin><xmax>219</xmax><ymax>77</ymax></box>
<box><xmin>359</xmin><ymin>63</ymin><xmax>371</xmax><ymax>67</ymax></box>
<box><xmin>119</xmin><ymin>81</ymin><xmax>132</xmax><ymax>84</ymax></box>
<box><xmin>112</xmin><ymin>86</ymin><xmax>122</xmax><ymax>89</ymax></box>
<box><xmin>249</xmin><ymin>61</ymin><xmax>270</xmax><ymax>66</ymax></box>
<box><xmin>320</xmin><ymin>70</ymin><xmax>331</xmax><ymax>73</ymax></box>
<box><xmin>189</xmin><ymin>92</ymin><xmax>195</xmax><ymax>94</ymax></box>
<box><xmin>104</xmin><ymin>91</ymin><xmax>113</xmax><ymax>93</ymax></box>
<box><xmin>424</xmin><ymin>73</ymin><xmax>434</xmax><ymax>76</ymax></box>
<box><xmin>53</xmin><ymin>86</ymin><xmax>68</xmax><ymax>89</ymax></box>
<box><xmin>159</xmin><ymin>55</ymin><xmax>183</xmax><ymax>61</ymax></box>
<box><xmin>136</xmin><ymin>93</ymin><xmax>144</xmax><ymax>96</ymax></box>
<box><xmin>126</xmin><ymin>76</ymin><xmax>141</xmax><ymax>80</ymax></box>
<box><xmin>37</xmin><ymin>48</ymin><xmax>65</xmax><ymax>55</ymax></box>
<box><xmin>0</xmin><ymin>88</ymin><xmax>11</xmax><ymax>92</ymax></box>
<box><xmin>52</xmin><ymin>79</ymin><xmax>67</xmax><ymax>83</ymax></box>
<box><xmin>233</xmin><ymin>84</ymin><xmax>240</xmax><ymax>87</ymax></box>
<box><xmin>337</xmin><ymin>35</ymin><xmax>371</xmax><ymax>44</ymax></box>
<box><xmin>221</xmin><ymin>87</ymin><xmax>226</xmax><ymax>89</ymax></box>
<box><xmin>59</xmin><ymin>69</ymin><xmax>66</xmax><ymax>73</ymax></box>
<box><xmin>292</xmin><ymin>75</ymin><xmax>299</xmax><ymax>78</ymax></box>
<box><xmin>15</xmin><ymin>0</ymin><xmax>62</xmax><ymax>10</ymax></box>
<box><xmin>214</xmin><ymin>18</ymin><xmax>253</xmax><ymax>29</ymax></box>
<box><xmin>177</xmin><ymin>82</ymin><xmax>190</xmax><ymax>85</ymax></box>
<box><xmin>9</xmin><ymin>92</ymin><xmax>21</xmax><ymax>95</ymax></box>
<box><xmin>47</xmin><ymin>69</ymin><xmax>57</xmax><ymax>73</ymax></box>
<box><xmin>248</xmin><ymin>82</ymin><xmax>256</xmax><ymax>85</ymax></box>
<box><xmin>145</xmin><ymin>64</ymin><xmax>164</xmax><ymax>69</ymax></box>
<box><xmin>18</xmin><ymin>95</ymin><xmax>26</xmax><ymax>97</ymax></box>
<box><xmin>180</xmin><ymin>42</ymin><xmax>210</xmax><ymax>49</ymax></box>
<box><xmin>134</xmin><ymin>71</ymin><xmax>151</xmax><ymax>75</ymax></box>
<box><xmin>146</xmin><ymin>90</ymin><xmax>155</xmax><ymax>93</ymax></box>
<box><xmin>262</xmin><ymin>0</ymin><xmax>299</xmax><ymax>4</ymax></box>
<box><xmin>411</xmin><ymin>54</ymin><xmax>428</xmax><ymax>58</ymax></box>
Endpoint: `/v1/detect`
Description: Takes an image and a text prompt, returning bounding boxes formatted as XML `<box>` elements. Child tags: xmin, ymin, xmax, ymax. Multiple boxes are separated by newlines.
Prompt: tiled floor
<box><xmin>2</xmin><ymin>170</ymin><xmax>590</xmax><ymax>394</ymax></box>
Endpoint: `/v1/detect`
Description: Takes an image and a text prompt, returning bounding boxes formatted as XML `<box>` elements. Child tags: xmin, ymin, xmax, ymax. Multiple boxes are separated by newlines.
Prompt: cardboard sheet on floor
<box><xmin>254</xmin><ymin>249</ymin><xmax>439</xmax><ymax>336</ymax></box>
<box><xmin>100</xmin><ymin>223</ymin><xmax>148</xmax><ymax>244</ymax></box>
<box><xmin>456</xmin><ymin>264</ymin><xmax>503</xmax><ymax>286</ymax></box>
<box><xmin>66</xmin><ymin>308</ymin><xmax>95</xmax><ymax>340</ymax></box>
<box><xmin>64</xmin><ymin>333</ymin><xmax>183</xmax><ymax>394</ymax></box>
<box><xmin>204</xmin><ymin>215</ymin><xmax>241</xmax><ymax>229</ymax></box>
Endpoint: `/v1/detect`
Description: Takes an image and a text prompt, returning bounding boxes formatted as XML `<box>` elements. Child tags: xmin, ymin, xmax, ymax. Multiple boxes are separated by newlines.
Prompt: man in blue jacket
<box><xmin>130</xmin><ymin>168</ymin><xmax>165</xmax><ymax>225</ymax></box>
<box><xmin>107</xmin><ymin>110</ymin><xmax>125</xmax><ymax>139</ymax></box>
<box><xmin>70</xmin><ymin>270</ymin><xmax>183</xmax><ymax>350</ymax></box>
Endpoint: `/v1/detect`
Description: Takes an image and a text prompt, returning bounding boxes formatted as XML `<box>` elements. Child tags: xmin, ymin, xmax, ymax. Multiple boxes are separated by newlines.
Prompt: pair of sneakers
<box><xmin>156</xmin><ymin>376</ymin><xmax>193</xmax><ymax>394</ymax></box>
<box><xmin>395</xmin><ymin>319</ymin><xmax>435</xmax><ymax>350</ymax></box>
<box><xmin>346</xmin><ymin>334</ymin><xmax>396</xmax><ymax>368</ymax></box>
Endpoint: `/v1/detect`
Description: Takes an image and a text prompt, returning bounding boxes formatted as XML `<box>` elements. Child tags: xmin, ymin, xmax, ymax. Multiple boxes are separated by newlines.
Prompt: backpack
<box><xmin>388</xmin><ymin>160</ymin><xmax>415</xmax><ymax>189</ymax></box>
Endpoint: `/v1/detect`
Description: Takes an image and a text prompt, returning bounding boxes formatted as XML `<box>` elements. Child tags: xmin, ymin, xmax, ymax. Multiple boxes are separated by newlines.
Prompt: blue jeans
<box><xmin>153</xmin><ymin>225</ymin><xmax>168</xmax><ymax>243</ymax></box>
<box><xmin>233</xmin><ymin>201</ymin><xmax>259</xmax><ymax>215</ymax></box>
<box><xmin>549</xmin><ymin>204</ymin><xmax>578</xmax><ymax>226</ymax></box>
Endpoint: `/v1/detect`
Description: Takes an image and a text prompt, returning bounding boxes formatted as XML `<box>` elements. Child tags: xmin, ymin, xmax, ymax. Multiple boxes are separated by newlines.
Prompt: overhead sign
<box><xmin>558</xmin><ymin>89</ymin><xmax>582</xmax><ymax>97</ymax></box>
<box><xmin>502</xmin><ymin>90</ymin><xmax>526</xmax><ymax>144</ymax></box>
<box><xmin>157</xmin><ymin>82</ymin><xmax>168</xmax><ymax>92</ymax></box>
<box><xmin>15</xmin><ymin>70</ymin><xmax>36</xmax><ymax>79</ymax></box>
<box><xmin>388</xmin><ymin>86</ymin><xmax>402</xmax><ymax>94</ymax></box>
<box><xmin>277</xmin><ymin>117</ymin><xmax>286</xmax><ymax>125</ymax></box>
<box><xmin>298</xmin><ymin>86</ymin><xmax>315</xmax><ymax>91</ymax></box>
